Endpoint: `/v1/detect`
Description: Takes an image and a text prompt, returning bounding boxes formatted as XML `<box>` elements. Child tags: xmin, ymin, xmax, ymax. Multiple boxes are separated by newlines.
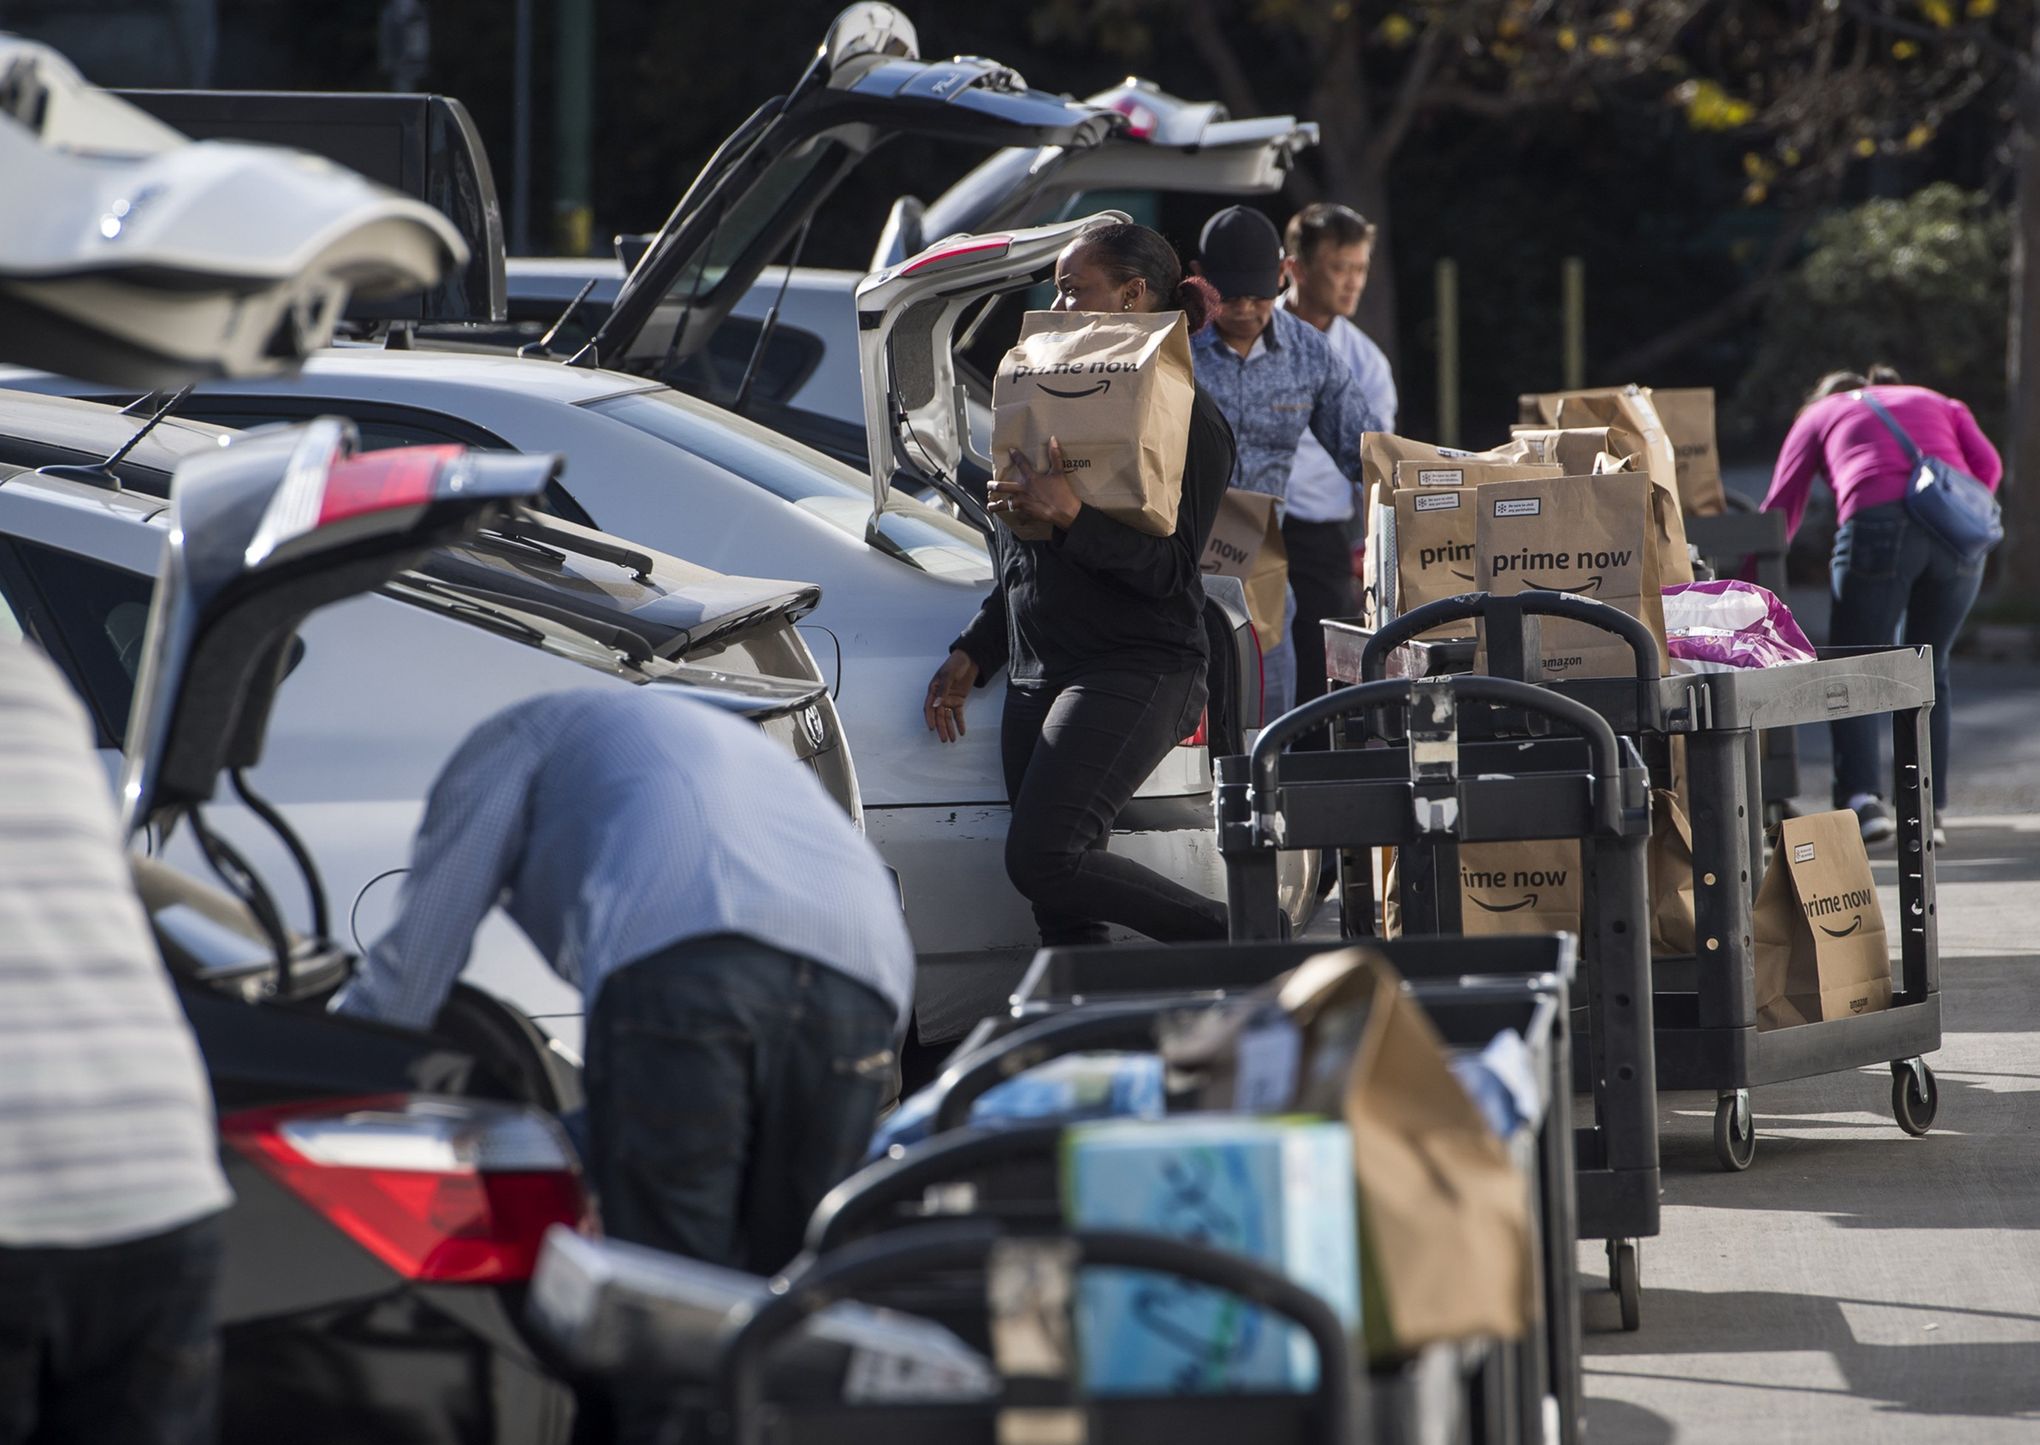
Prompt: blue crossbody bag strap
<box><xmin>1853</xmin><ymin>391</ymin><xmax>1925</xmax><ymax>466</ymax></box>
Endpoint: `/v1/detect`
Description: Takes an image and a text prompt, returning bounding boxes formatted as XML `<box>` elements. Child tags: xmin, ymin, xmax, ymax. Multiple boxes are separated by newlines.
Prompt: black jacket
<box><xmin>953</xmin><ymin>388</ymin><xmax>1236</xmax><ymax>687</ymax></box>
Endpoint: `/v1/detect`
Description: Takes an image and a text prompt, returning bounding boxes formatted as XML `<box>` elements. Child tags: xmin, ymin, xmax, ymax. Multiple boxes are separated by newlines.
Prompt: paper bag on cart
<box><xmin>1518</xmin><ymin>387</ymin><xmax>1695</xmax><ymax>585</ymax></box>
<box><xmin>1651</xmin><ymin>388</ymin><xmax>1729</xmax><ymax>518</ymax></box>
<box><xmin>1649</xmin><ymin>784</ymin><xmax>1697</xmax><ymax>955</ymax></box>
<box><xmin>1474</xmin><ymin>471</ymin><xmax>1668</xmax><ymax>680</ymax></box>
<box><xmin>1389</xmin><ymin>460</ymin><xmax>1561</xmax><ymax>638</ymax></box>
<box><xmin>992</xmin><ymin>309</ymin><xmax>1194</xmax><ymax>542</ymax></box>
<box><xmin>1161</xmin><ymin>946</ymin><xmax>1534</xmax><ymax>1358</ymax></box>
<box><xmin>1201</xmin><ymin>487</ymin><xmax>1289</xmax><ymax>651</ymax></box>
<box><xmin>1459</xmin><ymin>839</ymin><xmax>1583</xmax><ymax>937</ymax></box>
<box><xmin>1754</xmin><ymin>811</ymin><xmax>1893</xmax><ymax>1029</ymax></box>
<box><xmin>1281</xmin><ymin>948</ymin><xmax>1535</xmax><ymax>1358</ymax></box>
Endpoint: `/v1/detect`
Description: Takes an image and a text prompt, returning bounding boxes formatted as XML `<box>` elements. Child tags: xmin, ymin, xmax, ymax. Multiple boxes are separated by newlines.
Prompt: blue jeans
<box><xmin>584</xmin><ymin>935</ymin><xmax>896</xmax><ymax>1277</ymax></box>
<box><xmin>0</xmin><ymin>1214</ymin><xmax>223</xmax><ymax>1445</ymax></box>
<box><xmin>1827</xmin><ymin>502</ymin><xmax>1983</xmax><ymax>807</ymax></box>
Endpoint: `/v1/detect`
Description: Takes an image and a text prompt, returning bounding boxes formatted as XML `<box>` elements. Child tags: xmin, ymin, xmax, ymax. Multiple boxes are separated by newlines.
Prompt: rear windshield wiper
<box><xmin>488</xmin><ymin>509</ymin><xmax>655</xmax><ymax>582</ymax></box>
<box><xmin>387</xmin><ymin>576</ymin><xmax>549</xmax><ymax>649</ymax></box>
<box><xmin>412</xmin><ymin>573</ymin><xmax>657</xmax><ymax>668</ymax></box>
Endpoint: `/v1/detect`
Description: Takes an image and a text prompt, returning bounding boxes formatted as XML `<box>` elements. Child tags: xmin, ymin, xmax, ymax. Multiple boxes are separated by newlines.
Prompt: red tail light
<box><xmin>319</xmin><ymin>444</ymin><xmax>464</xmax><ymax>526</ymax></box>
<box><xmin>222</xmin><ymin>1095</ymin><xmax>587</xmax><ymax>1284</ymax></box>
<box><xmin>1179</xmin><ymin>707</ymin><xmax>1209</xmax><ymax>748</ymax></box>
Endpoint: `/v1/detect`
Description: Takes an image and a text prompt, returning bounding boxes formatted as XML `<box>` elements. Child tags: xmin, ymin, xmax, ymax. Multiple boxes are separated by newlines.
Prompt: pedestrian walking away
<box><xmin>930</xmin><ymin>222</ymin><xmax>1234</xmax><ymax>949</ymax></box>
<box><xmin>331</xmin><ymin>687</ymin><xmax>914</xmax><ymax>1279</ymax></box>
<box><xmin>1760</xmin><ymin>366</ymin><xmax>2002</xmax><ymax>846</ymax></box>
<box><xmin>1189</xmin><ymin>204</ymin><xmax>1382</xmax><ymax>721</ymax></box>
<box><xmin>1277</xmin><ymin>202</ymin><xmax>1398</xmax><ymax>736</ymax></box>
<box><xmin>0</xmin><ymin>638</ymin><xmax>233</xmax><ymax>1445</ymax></box>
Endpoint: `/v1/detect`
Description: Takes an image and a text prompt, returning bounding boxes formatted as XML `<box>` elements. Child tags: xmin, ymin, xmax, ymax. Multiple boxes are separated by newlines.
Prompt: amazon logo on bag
<box><xmin>1462</xmin><ymin>863</ymin><xmax>1572</xmax><ymax>914</ymax></box>
<box><xmin>1803</xmin><ymin>885</ymin><xmax>1877</xmax><ymax>939</ymax></box>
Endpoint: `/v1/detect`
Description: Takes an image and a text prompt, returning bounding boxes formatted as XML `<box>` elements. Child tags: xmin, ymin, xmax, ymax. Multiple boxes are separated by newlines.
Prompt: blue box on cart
<box><xmin>1061</xmin><ymin>1116</ymin><xmax>1360</xmax><ymax>1394</ymax></box>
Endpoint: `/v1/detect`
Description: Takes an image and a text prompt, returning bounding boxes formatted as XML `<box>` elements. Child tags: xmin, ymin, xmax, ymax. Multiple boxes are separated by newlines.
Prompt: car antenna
<box><xmin>731</xmin><ymin>215</ymin><xmax>813</xmax><ymax>417</ymax></box>
<box><xmin>521</xmin><ymin>278</ymin><xmax>600</xmax><ymax>360</ymax></box>
<box><xmin>37</xmin><ymin>384</ymin><xmax>193</xmax><ymax>491</ymax></box>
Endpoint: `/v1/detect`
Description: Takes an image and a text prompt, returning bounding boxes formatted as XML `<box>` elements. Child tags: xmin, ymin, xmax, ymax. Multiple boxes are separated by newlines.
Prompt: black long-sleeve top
<box><xmin>952</xmin><ymin>387</ymin><xmax>1236</xmax><ymax>687</ymax></box>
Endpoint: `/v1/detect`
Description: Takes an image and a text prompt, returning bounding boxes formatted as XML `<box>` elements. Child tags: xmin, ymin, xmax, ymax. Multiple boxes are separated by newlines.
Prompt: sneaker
<box><xmin>1932</xmin><ymin>824</ymin><xmax>1948</xmax><ymax>848</ymax></box>
<box><xmin>1850</xmin><ymin>795</ymin><xmax>1896</xmax><ymax>844</ymax></box>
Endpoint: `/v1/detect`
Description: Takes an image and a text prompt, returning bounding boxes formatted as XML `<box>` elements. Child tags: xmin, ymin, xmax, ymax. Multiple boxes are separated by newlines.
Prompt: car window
<box><xmin>660</xmin><ymin>316</ymin><xmax>823</xmax><ymax>410</ymax></box>
<box><xmin>177</xmin><ymin>402</ymin><xmax>595</xmax><ymax>527</ymax></box>
<box><xmin>0</xmin><ymin>540</ymin><xmax>156</xmax><ymax>745</ymax></box>
<box><xmin>585</xmin><ymin>389</ymin><xmax>993</xmax><ymax>583</ymax></box>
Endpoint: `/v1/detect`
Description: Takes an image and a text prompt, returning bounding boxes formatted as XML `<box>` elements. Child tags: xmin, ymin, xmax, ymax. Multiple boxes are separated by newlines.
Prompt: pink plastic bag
<box><xmin>1660</xmin><ymin>580</ymin><xmax>1816</xmax><ymax>673</ymax></box>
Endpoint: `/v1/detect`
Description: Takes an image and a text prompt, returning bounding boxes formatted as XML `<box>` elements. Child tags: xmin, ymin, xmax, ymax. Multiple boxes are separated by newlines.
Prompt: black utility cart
<box><xmin>1214</xmin><ymin>665</ymin><xmax>1659</xmax><ymax>1333</ymax></box>
<box><xmin>1335</xmin><ymin>592</ymin><xmax>1943</xmax><ymax>1173</ymax></box>
<box><xmin>1685</xmin><ymin>502</ymin><xmax>1799</xmax><ymax>812</ymax></box>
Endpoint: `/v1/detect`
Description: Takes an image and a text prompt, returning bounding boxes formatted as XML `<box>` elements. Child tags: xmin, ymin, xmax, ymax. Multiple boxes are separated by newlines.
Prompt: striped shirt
<box><xmin>334</xmin><ymin>688</ymin><xmax>916</xmax><ymax>1032</ymax></box>
<box><xmin>0</xmin><ymin>639</ymin><xmax>231</xmax><ymax>1247</ymax></box>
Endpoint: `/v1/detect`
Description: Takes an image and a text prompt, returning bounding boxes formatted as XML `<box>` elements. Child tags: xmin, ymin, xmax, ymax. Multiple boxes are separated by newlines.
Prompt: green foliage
<box><xmin>1735</xmin><ymin>183</ymin><xmax>2010</xmax><ymax>448</ymax></box>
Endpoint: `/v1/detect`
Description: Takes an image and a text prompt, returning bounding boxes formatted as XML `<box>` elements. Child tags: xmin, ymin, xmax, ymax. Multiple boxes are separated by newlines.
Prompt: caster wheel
<box><xmin>1713</xmin><ymin>1090</ymin><xmax>1755</xmax><ymax>1172</ymax></box>
<box><xmin>1610</xmin><ymin>1241</ymin><xmax>1642</xmax><ymax>1332</ymax></box>
<box><xmin>1892</xmin><ymin>1062</ymin><xmax>1939</xmax><ymax>1136</ymax></box>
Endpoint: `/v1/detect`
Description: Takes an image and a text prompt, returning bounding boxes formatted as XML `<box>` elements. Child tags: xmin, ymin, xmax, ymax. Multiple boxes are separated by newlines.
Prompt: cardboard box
<box><xmin>1063</xmin><ymin>1116</ymin><xmax>1360</xmax><ymax>1394</ymax></box>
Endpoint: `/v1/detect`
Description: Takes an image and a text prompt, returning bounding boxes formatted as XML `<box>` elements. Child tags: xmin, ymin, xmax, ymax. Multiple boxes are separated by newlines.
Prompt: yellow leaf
<box><xmin>1381</xmin><ymin>12</ymin><xmax>1416</xmax><ymax>44</ymax></box>
<box><xmin>1588</xmin><ymin>34</ymin><xmax>1617</xmax><ymax>56</ymax></box>
<box><xmin>1906</xmin><ymin>124</ymin><xmax>1936</xmax><ymax>149</ymax></box>
<box><xmin>1743</xmin><ymin>181</ymin><xmax>1768</xmax><ymax>205</ymax></box>
<box><xmin>1968</xmin><ymin>0</ymin><xmax>1998</xmax><ymax>15</ymax></box>
<box><xmin>1557</xmin><ymin>26</ymin><xmax>1578</xmax><ymax>51</ymax></box>
<box><xmin>1782</xmin><ymin>145</ymin><xmax>1803</xmax><ymax>166</ymax></box>
<box><xmin>1892</xmin><ymin>39</ymin><xmax>1919</xmax><ymax>59</ymax></box>
<box><xmin>1610</xmin><ymin>9</ymin><xmax>1636</xmax><ymax>31</ymax></box>
<box><xmin>1498</xmin><ymin>14</ymin><xmax>1523</xmax><ymax>38</ymax></box>
<box><xmin>1722</xmin><ymin>99</ymin><xmax>1755</xmax><ymax>126</ymax></box>
<box><xmin>1329</xmin><ymin>0</ymin><xmax>1353</xmax><ymax>19</ymax></box>
<box><xmin>1854</xmin><ymin>136</ymin><xmax>1878</xmax><ymax>157</ymax></box>
<box><xmin>1743</xmin><ymin>151</ymin><xmax>1765</xmax><ymax>176</ymax></box>
<box><xmin>1920</xmin><ymin>0</ymin><xmax>1954</xmax><ymax>25</ymax></box>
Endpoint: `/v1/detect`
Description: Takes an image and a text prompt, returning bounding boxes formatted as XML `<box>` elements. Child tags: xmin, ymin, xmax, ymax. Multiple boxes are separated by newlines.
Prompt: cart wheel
<box><xmin>1892</xmin><ymin>1061</ymin><xmax>1939</xmax><ymax>1137</ymax></box>
<box><xmin>1611</xmin><ymin>1241</ymin><xmax>1642</xmax><ymax>1332</ymax></box>
<box><xmin>1713</xmin><ymin>1089</ymin><xmax>1756</xmax><ymax>1172</ymax></box>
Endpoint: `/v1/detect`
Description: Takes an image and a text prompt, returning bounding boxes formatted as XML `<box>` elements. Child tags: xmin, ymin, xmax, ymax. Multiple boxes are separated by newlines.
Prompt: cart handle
<box><xmin>806</xmin><ymin>1121</ymin><xmax>1068</xmax><ymax>1254</ymax></box>
<box><xmin>1360</xmin><ymin>590</ymin><xmax>1661</xmax><ymax>685</ymax></box>
<box><xmin>928</xmin><ymin>1001</ymin><xmax>1165</xmax><ymax>1134</ymax></box>
<box><xmin>721</xmin><ymin>1219</ymin><xmax>1353</xmax><ymax>1445</ymax></box>
<box><xmin>1250</xmin><ymin>674</ymin><xmax>1627</xmax><ymax>837</ymax></box>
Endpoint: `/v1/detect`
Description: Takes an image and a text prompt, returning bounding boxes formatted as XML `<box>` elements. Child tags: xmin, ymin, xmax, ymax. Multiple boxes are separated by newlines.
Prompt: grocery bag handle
<box><xmin>1360</xmin><ymin>589</ymin><xmax>1661</xmax><ymax>686</ymax></box>
<box><xmin>722</xmin><ymin>1219</ymin><xmax>1354</xmax><ymax>1445</ymax></box>
<box><xmin>806</xmin><ymin>1121</ymin><xmax>1068</xmax><ymax>1254</ymax></box>
<box><xmin>1250</xmin><ymin>675</ymin><xmax>1626</xmax><ymax>839</ymax></box>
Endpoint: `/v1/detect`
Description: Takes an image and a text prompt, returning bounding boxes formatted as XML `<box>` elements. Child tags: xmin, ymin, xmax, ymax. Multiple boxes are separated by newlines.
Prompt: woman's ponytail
<box><xmin>1173</xmin><ymin>275</ymin><xmax>1219</xmax><ymax>332</ymax></box>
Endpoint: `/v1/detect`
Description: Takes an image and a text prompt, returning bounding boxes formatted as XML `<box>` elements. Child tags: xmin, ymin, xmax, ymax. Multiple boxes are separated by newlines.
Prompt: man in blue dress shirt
<box><xmin>1190</xmin><ymin>206</ymin><xmax>1380</xmax><ymax>721</ymax></box>
<box><xmin>334</xmin><ymin>687</ymin><xmax>915</xmax><ymax>1278</ymax></box>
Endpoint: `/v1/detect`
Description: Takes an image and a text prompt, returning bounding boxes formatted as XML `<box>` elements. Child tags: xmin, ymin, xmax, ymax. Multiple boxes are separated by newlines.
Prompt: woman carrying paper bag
<box><xmin>925</xmin><ymin>223</ymin><xmax>1234</xmax><ymax>944</ymax></box>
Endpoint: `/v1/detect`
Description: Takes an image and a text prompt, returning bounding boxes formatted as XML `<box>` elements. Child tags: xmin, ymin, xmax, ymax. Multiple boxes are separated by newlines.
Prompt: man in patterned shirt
<box><xmin>1190</xmin><ymin>206</ymin><xmax>1380</xmax><ymax>721</ymax></box>
<box><xmin>333</xmin><ymin>686</ymin><xmax>914</xmax><ymax>1279</ymax></box>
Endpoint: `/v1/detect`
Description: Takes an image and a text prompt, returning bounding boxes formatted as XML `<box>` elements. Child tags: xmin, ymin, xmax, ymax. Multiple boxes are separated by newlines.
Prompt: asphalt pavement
<box><xmin>1580</xmin><ymin>657</ymin><xmax>2040</xmax><ymax>1442</ymax></box>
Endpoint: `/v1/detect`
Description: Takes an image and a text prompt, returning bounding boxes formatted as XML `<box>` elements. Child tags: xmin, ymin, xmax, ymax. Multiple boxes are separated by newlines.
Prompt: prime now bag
<box><xmin>1458</xmin><ymin>839</ymin><xmax>1582</xmax><ymax>937</ymax></box>
<box><xmin>1754</xmin><ymin>811</ymin><xmax>1893</xmax><ymax>1029</ymax></box>
<box><xmin>1390</xmin><ymin>460</ymin><xmax>1561</xmax><ymax>638</ymax></box>
<box><xmin>992</xmin><ymin>310</ymin><xmax>1195</xmax><ymax>542</ymax></box>
<box><xmin>1519</xmin><ymin>387</ymin><xmax>1695</xmax><ymax>586</ymax></box>
<box><xmin>1474</xmin><ymin>471</ymin><xmax>1668</xmax><ymax>680</ymax></box>
<box><xmin>1201</xmin><ymin>487</ymin><xmax>1289</xmax><ymax>651</ymax></box>
<box><xmin>1651</xmin><ymin>387</ymin><xmax>1728</xmax><ymax>518</ymax></box>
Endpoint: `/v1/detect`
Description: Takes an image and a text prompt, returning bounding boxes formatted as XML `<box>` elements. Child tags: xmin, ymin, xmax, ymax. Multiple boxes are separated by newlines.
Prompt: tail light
<box><xmin>1179</xmin><ymin>707</ymin><xmax>1208</xmax><ymax>748</ymax></box>
<box><xmin>222</xmin><ymin>1094</ymin><xmax>588</xmax><ymax>1284</ymax></box>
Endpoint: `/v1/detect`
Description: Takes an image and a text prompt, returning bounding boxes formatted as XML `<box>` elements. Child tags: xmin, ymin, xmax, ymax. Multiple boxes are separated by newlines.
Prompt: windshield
<box><xmin>656</xmin><ymin>137</ymin><xmax>848</xmax><ymax>325</ymax></box>
<box><xmin>586</xmin><ymin>388</ymin><xmax>993</xmax><ymax>583</ymax></box>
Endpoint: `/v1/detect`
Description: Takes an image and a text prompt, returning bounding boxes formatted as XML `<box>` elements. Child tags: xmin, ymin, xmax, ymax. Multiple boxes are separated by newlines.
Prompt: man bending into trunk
<box><xmin>334</xmin><ymin>687</ymin><xmax>913</xmax><ymax>1278</ymax></box>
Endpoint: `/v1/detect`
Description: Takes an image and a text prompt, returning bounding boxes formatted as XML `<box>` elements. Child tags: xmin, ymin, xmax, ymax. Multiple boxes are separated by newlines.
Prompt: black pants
<box><xmin>1283</xmin><ymin>515</ymin><xmax>1358</xmax><ymax>747</ymax></box>
<box><xmin>584</xmin><ymin>935</ymin><xmax>896</xmax><ymax>1279</ymax></box>
<box><xmin>0</xmin><ymin>1214</ymin><xmax>224</xmax><ymax>1445</ymax></box>
<box><xmin>1001</xmin><ymin>666</ymin><xmax>1229</xmax><ymax>947</ymax></box>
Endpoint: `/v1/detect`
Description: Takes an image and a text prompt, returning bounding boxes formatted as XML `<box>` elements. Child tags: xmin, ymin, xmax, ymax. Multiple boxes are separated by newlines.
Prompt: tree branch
<box><xmin>1599</xmin><ymin>208</ymin><xmax>1819</xmax><ymax>379</ymax></box>
<box><xmin>1362</xmin><ymin>24</ymin><xmax>1449</xmax><ymax>177</ymax></box>
<box><xmin>1181</xmin><ymin>0</ymin><xmax>1268</xmax><ymax>125</ymax></box>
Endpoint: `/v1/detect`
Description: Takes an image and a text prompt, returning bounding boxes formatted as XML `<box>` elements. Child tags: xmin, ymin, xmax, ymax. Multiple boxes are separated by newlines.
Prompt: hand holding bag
<box><xmin>1856</xmin><ymin>392</ymin><xmax>2002</xmax><ymax>565</ymax></box>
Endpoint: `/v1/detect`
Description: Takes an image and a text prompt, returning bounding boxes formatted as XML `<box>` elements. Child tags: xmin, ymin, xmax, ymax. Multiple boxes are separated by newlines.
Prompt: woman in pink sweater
<box><xmin>1762</xmin><ymin>367</ymin><xmax>2002</xmax><ymax>844</ymax></box>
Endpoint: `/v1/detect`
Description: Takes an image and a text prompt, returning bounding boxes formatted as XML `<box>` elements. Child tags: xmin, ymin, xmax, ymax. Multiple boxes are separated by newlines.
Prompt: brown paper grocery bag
<box><xmin>1458</xmin><ymin>839</ymin><xmax>1583</xmax><ymax>937</ymax></box>
<box><xmin>1200</xmin><ymin>487</ymin><xmax>1289</xmax><ymax>652</ymax></box>
<box><xmin>1473</xmin><ymin>471</ymin><xmax>1669</xmax><ymax>680</ymax></box>
<box><xmin>1509</xmin><ymin>425</ymin><xmax>1623</xmax><ymax>478</ymax></box>
<box><xmin>1651</xmin><ymin>388</ymin><xmax>1729</xmax><ymax>518</ymax></box>
<box><xmin>1754</xmin><ymin>812</ymin><xmax>1894</xmax><ymax>1029</ymax></box>
<box><xmin>1520</xmin><ymin>387</ymin><xmax>1695</xmax><ymax>585</ymax></box>
<box><xmin>1389</xmin><ymin>460</ymin><xmax>1562</xmax><ymax>639</ymax></box>
<box><xmin>1648</xmin><ymin>786</ymin><xmax>1697</xmax><ymax>955</ymax></box>
<box><xmin>992</xmin><ymin>309</ymin><xmax>1194</xmax><ymax>542</ymax></box>
<box><xmin>1279</xmin><ymin>948</ymin><xmax>1535</xmax><ymax>1358</ymax></box>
